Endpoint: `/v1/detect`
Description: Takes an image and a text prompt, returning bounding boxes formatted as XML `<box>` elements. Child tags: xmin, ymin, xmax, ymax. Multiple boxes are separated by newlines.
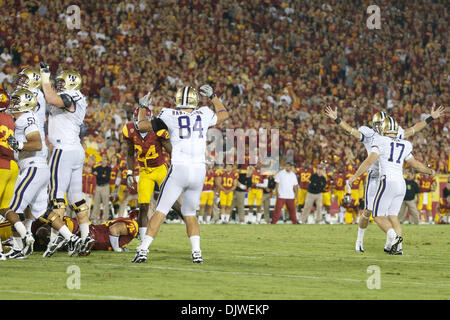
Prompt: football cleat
<box><xmin>43</xmin><ymin>235</ymin><xmax>67</xmax><ymax>258</ymax></box>
<box><xmin>192</xmin><ymin>250</ymin><xmax>203</xmax><ymax>264</ymax></box>
<box><xmin>131</xmin><ymin>249</ymin><xmax>149</xmax><ymax>263</ymax></box>
<box><xmin>22</xmin><ymin>232</ymin><xmax>35</xmax><ymax>257</ymax></box>
<box><xmin>78</xmin><ymin>236</ymin><xmax>95</xmax><ymax>256</ymax></box>
<box><xmin>5</xmin><ymin>249</ymin><xmax>26</xmax><ymax>259</ymax></box>
<box><xmin>389</xmin><ymin>235</ymin><xmax>403</xmax><ymax>255</ymax></box>
<box><xmin>67</xmin><ymin>235</ymin><xmax>83</xmax><ymax>257</ymax></box>
<box><xmin>355</xmin><ymin>241</ymin><xmax>365</xmax><ymax>253</ymax></box>
<box><xmin>383</xmin><ymin>247</ymin><xmax>390</xmax><ymax>253</ymax></box>
<box><xmin>2</xmin><ymin>238</ymin><xmax>13</xmax><ymax>250</ymax></box>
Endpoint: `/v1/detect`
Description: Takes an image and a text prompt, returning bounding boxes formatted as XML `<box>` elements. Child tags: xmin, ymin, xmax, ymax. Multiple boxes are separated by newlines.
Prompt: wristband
<box><xmin>18</xmin><ymin>141</ymin><xmax>24</xmax><ymax>151</ymax></box>
<box><xmin>210</xmin><ymin>93</ymin><xmax>216</xmax><ymax>99</ymax></box>
<box><xmin>334</xmin><ymin>118</ymin><xmax>341</xmax><ymax>124</ymax></box>
<box><xmin>425</xmin><ymin>116</ymin><xmax>433</xmax><ymax>124</ymax></box>
<box><xmin>127</xmin><ymin>170</ymin><xmax>133</xmax><ymax>176</ymax></box>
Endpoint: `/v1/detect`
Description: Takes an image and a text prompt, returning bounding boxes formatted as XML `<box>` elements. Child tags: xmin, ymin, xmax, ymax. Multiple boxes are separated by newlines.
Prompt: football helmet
<box><xmin>16</xmin><ymin>67</ymin><xmax>42</xmax><ymax>90</ymax></box>
<box><xmin>55</xmin><ymin>70</ymin><xmax>82</xmax><ymax>92</ymax></box>
<box><xmin>175</xmin><ymin>86</ymin><xmax>199</xmax><ymax>109</ymax></box>
<box><xmin>372</xmin><ymin>111</ymin><xmax>387</xmax><ymax>134</ymax></box>
<box><xmin>343</xmin><ymin>193</ymin><xmax>352</xmax><ymax>206</ymax></box>
<box><xmin>9</xmin><ymin>89</ymin><xmax>38</xmax><ymax>113</ymax></box>
<box><xmin>128</xmin><ymin>209</ymin><xmax>139</xmax><ymax>222</ymax></box>
<box><xmin>379</xmin><ymin>116</ymin><xmax>399</xmax><ymax>136</ymax></box>
<box><xmin>0</xmin><ymin>89</ymin><xmax>10</xmax><ymax>112</ymax></box>
<box><xmin>133</xmin><ymin>107</ymin><xmax>152</xmax><ymax>129</ymax></box>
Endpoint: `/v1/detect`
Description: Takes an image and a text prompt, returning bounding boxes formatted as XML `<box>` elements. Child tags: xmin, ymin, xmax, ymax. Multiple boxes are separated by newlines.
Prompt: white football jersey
<box><xmin>158</xmin><ymin>106</ymin><xmax>217</xmax><ymax>164</ymax></box>
<box><xmin>370</xmin><ymin>135</ymin><xmax>412</xmax><ymax>179</ymax></box>
<box><xmin>14</xmin><ymin>112</ymin><xmax>48</xmax><ymax>169</ymax></box>
<box><xmin>358</xmin><ymin>125</ymin><xmax>404</xmax><ymax>176</ymax></box>
<box><xmin>48</xmin><ymin>89</ymin><xmax>86</xmax><ymax>149</ymax></box>
<box><xmin>30</xmin><ymin>88</ymin><xmax>46</xmax><ymax>130</ymax></box>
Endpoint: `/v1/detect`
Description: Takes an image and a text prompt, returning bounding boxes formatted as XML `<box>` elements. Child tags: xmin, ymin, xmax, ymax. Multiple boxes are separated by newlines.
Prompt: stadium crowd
<box><xmin>0</xmin><ymin>0</ymin><xmax>448</xmax><ymax>224</ymax></box>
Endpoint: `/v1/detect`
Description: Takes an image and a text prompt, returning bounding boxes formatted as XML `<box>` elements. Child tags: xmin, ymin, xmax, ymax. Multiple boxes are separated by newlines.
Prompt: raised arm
<box><xmin>348</xmin><ymin>152</ymin><xmax>379</xmax><ymax>184</ymax></box>
<box><xmin>324</xmin><ymin>106</ymin><xmax>362</xmax><ymax>140</ymax></box>
<box><xmin>40</xmin><ymin>63</ymin><xmax>75</xmax><ymax>111</ymax></box>
<box><xmin>199</xmin><ymin>85</ymin><xmax>229</xmax><ymax>125</ymax></box>
<box><xmin>403</xmin><ymin>105</ymin><xmax>446</xmax><ymax>138</ymax></box>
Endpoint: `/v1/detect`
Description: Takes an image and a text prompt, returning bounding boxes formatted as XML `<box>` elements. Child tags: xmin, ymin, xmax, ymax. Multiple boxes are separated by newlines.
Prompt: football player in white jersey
<box><xmin>4</xmin><ymin>89</ymin><xmax>49</xmax><ymax>259</ymax></box>
<box><xmin>325</xmin><ymin>105</ymin><xmax>445</xmax><ymax>252</ymax></box>
<box><xmin>15</xmin><ymin>67</ymin><xmax>47</xmax><ymax>233</ymax></box>
<box><xmin>38</xmin><ymin>63</ymin><xmax>94</xmax><ymax>257</ymax></box>
<box><xmin>348</xmin><ymin>117</ymin><xmax>435</xmax><ymax>254</ymax></box>
<box><xmin>131</xmin><ymin>85</ymin><xmax>228</xmax><ymax>263</ymax></box>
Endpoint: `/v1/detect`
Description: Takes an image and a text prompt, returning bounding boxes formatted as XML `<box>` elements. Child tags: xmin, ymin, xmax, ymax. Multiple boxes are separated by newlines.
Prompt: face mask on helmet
<box><xmin>8</xmin><ymin>89</ymin><xmax>37</xmax><ymax>114</ymax></box>
<box><xmin>372</xmin><ymin>111</ymin><xmax>387</xmax><ymax>134</ymax></box>
<box><xmin>15</xmin><ymin>68</ymin><xmax>42</xmax><ymax>90</ymax></box>
<box><xmin>343</xmin><ymin>194</ymin><xmax>352</xmax><ymax>206</ymax></box>
<box><xmin>133</xmin><ymin>108</ymin><xmax>152</xmax><ymax>128</ymax></box>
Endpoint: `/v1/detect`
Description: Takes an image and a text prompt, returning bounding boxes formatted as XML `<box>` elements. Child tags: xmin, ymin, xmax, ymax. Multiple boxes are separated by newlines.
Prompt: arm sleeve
<box><xmin>151</xmin><ymin>118</ymin><xmax>168</xmax><ymax>132</ymax></box>
<box><xmin>358</xmin><ymin>126</ymin><xmax>375</xmax><ymax>142</ymax></box>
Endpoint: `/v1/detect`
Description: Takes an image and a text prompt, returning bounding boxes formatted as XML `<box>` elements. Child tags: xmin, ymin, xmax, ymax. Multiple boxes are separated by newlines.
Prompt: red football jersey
<box><xmin>251</xmin><ymin>170</ymin><xmax>264</xmax><ymax>189</ymax></box>
<box><xmin>122</xmin><ymin>122</ymin><xmax>168</xmax><ymax>169</ymax></box>
<box><xmin>334</xmin><ymin>173</ymin><xmax>346</xmax><ymax>191</ymax></box>
<box><xmin>0</xmin><ymin>112</ymin><xmax>15</xmax><ymax>169</ymax></box>
<box><xmin>109</xmin><ymin>165</ymin><xmax>120</xmax><ymax>186</ymax></box>
<box><xmin>90</xmin><ymin>217</ymin><xmax>138</xmax><ymax>250</ymax></box>
<box><xmin>297</xmin><ymin>168</ymin><xmax>313</xmax><ymax>190</ymax></box>
<box><xmin>82</xmin><ymin>173</ymin><xmax>96</xmax><ymax>195</ymax></box>
<box><xmin>220</xmin><ymin>171</ymin><xmax>239</xmax><ymax>191</ymax></box>
<box><xmin>418</xmin><ymin>175</ymin><xmax>434</xmax><ymax>193</ymax></box>
<box><xmin>202</xmin><ymin>170</ymin><xmax>216</xmax><ymax>192</ymax></box>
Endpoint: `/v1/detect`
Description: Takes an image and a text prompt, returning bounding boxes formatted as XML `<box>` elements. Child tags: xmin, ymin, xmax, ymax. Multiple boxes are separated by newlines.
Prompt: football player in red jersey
<box><xmin>122</xmin><ymin>107</ymin><xmax>172</xmax><ymax>243</ymax></box>
<box><xmin>296</xmin><ymin>162</ymin><xmax>313</xmax><ymax>214</ymax></box>
<box><xmin>0</xmin><ymin>90</ymin><xmax>34</xmax><ymax>260</ymax></box>
<box><xmin>217</xmin><ymin>164</ymin><xmax>239</xmax><ymax>223</ymax></box>
<box><xmin>416</xmin><ymin>173</ymin><xmax>437</xmax><ymax>223</ymax></box>
<box><xmin>29</xmin><ymin>210</ymin><xmax>139</xmax><ymax>253</ymax></box>
<box><xmin>247</xmin><ymin>162</ymin><xmax>267</xmax><ymax>224</ymax></box>
<box><xmin>198</xmin><ymin>164</ymin><xmax>216</xmax><ymax>224</ymax></box>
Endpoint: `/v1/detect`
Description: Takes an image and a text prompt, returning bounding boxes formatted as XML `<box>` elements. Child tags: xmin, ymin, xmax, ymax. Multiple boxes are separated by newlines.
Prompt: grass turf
<box><xmin>0</xmin><ymin>224</ymin><xmax>449</xmax><ymax>300</ymax></box>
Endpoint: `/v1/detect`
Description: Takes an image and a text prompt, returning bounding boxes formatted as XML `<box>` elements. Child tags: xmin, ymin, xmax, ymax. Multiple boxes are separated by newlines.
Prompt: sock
<box><xmin>225</xmin><ymin>214</ymin><xmax>230</xmax><ymax>222</ymax></box>
<box><xmin>189</xmin><ymin>235</ymin><xmax>201</xmax><ymax>252</ymax></box>
<box><xmin>198</xmin><ymin>216</ymin><xmax>203</xmax><ymax>223</ymax></box>
<box><xmin>59</xmin><ymin>225</ymin><xmax>73</xmax><ymax>240</ymax></box>
<box><xmin>109</xmin><ymin>235</ymin><xmax>120</xmax><ymax>251</ymax></box>
<box><xmin>256</xmin><ymin>213</ymin><xmax>262</xmax><ymax>222</ymax></box>
<box><xmin>206</xmin><ymin>216</ymin><xmax>211</xmax><ymax>223</ymax></box>
<box><xmin>357</xmin><ymin>227</ymin><xmax>366</xmax><ymax>242</ymax></box>
<box><xmin>79</xmin><ymin>223</ymin><xmax>89</xmax><ymax>240</ymax></box>
<box><xmin>50</xmin><ymin>227</ymin><xmax>58</xmax><ymax>243</ymax></box>
<box><xmin>139</xmin><ymin>235</ymin><xmax>153</xmax><ymax>250</ymax></box>
<box><xmin>385</xmin><ymin>228</ymin><xmax>397</xmax><ymax>248</ymax></box>
<box><xmin>13</xmin><ymin>237</ymin><xmax>23</xmax><ymax>250</ymax></box>
<box><xmin>14</xmin><ymin>222</ymin><xmax>27</xmax><ymax>238</ymax></box>
<box><xmin>25</xmin><ymin>219</ymin><xmax>34</xmax><ymax>233</ymax></box>
<box><xmin>139</xmin><ymin>227</ymin><xmax>147</xmax><ymax>240</ymax></box>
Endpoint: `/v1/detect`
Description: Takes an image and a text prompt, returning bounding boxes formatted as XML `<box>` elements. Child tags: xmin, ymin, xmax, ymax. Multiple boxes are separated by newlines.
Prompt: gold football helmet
<box><xmin>379</xmin><ymin>116</ymin><xmax>399</xmax><ymax>136</ymax></box>
<box><xmin>372</xmin><ymin>111</ymin><xmax>387</xmax><ymax>133</ymax></box>
<box><xmin>55</xmin><ymin>70</ymin><xmax>82</xmax><ymax>92</ymax></box>
<box><xmin>9</xmin><ymin>89</ymin><xmax>38</xmax><ymax>113</ymax></box>
<box><xmin>16</xmin><ymin>67</ymin><xmax>42</xmax><ymax>90</ymax></box>
<box><xmin>175</xmin><ymin>86</ymin><xmax>199</xmax><ymax>109</ymax></box>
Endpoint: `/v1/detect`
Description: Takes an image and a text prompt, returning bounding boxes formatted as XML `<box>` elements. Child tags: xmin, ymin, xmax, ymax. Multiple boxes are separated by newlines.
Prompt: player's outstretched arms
<box><xmin>403</xmin><ymin>105</ymin><xmax>446</xmax><ymax>139</ymax></box>
<box><xmin>136</xmin><ymin>92</ymin><xmax>154</xmax><ymax>132</ymax></box>
<box><xmin>405</xmin><ymin>157</ymin><xmax>435</xmax><ymax>176</ymax></box>
<box><xmin>324</xmin><ymin>105</ymin><xmax>361</xmax><ymax>140</ymax></box>
<box><xmin>200</xmin><ymin>85</ymin><xmax>228</xmax><ymax>125</ymax></box>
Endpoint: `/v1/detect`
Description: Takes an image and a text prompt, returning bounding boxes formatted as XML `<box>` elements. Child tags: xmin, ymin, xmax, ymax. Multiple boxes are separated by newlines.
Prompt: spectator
<box><xmin>92</xmin><ymin>158</ymin><xmax>112</xmax><ymax>224</ymax></box>
<box><xmin>301</xmin><ymin>165</ymin><xmax>327</xmax><ymax>224</ymax></box>
<box><xmin>82</xmin><ymin>166</ymin><xmax>97</xmax><ymax>217</ymax></box>
<box><xmin>398</xmin><ymin>170</ymin><xmax>421</xmax><ymax>224</ymax></box>
<box><xmin>271</xmin><ymin>162</ymin><xmax>299</xmax><ymax>224</ymax></box>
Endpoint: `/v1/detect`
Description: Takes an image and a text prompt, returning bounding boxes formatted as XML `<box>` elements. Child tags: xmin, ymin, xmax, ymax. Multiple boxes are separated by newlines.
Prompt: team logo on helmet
<box><xmin>175</xmin><ymin>86</ymin><xmax>199</xmax><ymax>109</ymax></box>
<box><xmin>9</xmin><ymin>89</ymin><xmax>38</xmax><ymax>113</ymax></box>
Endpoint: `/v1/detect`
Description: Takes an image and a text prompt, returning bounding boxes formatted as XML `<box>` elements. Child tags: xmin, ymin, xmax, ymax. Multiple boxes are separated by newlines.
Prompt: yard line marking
<box><xmin>89</xmin><ymin>263</ymin><xmax>450</xmax><ymax>288</ymax></box>
<box><xmin>0</xmin><ymin>289</ymin><xmax>142</xmax><ymax>300</ymax></box>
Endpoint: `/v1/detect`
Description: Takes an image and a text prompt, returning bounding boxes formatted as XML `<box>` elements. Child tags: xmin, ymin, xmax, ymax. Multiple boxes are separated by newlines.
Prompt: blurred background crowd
<box><xmin>0</xmin><ymin>0</ymin><xmax>448</xmax><ymax>222</ymax></box>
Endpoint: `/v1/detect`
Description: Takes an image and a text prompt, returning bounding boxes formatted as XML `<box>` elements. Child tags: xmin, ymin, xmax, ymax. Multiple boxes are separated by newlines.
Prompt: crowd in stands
<box><xmin>0</xmin><ymin>0</ymin><xmax>448</xmax><ymax>222</ymax></box>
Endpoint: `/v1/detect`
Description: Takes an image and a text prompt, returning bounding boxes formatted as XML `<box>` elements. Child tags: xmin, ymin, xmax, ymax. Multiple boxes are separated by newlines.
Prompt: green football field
<box><xmin>1</xmin><ymin>224</ymin><xmax>449</xmax><ymax>300</ymax></box>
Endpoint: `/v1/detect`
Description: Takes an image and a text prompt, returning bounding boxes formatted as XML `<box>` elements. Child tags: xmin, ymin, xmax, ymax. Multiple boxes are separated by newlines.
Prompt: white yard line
<box><xmin>91</xmin><ymin>263</ymin><xmax>450</xmax><ymax>288</ymax></box>
<box><xmin>0</xmin><ymin>289</ymin><xmax>141</xmax><ymax>300</ymax></box>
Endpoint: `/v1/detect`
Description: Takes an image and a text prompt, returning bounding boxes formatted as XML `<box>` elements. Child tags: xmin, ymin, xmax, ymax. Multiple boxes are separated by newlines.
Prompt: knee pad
<box><xmin>39</xmin><ymin>199</ymin><xmax>66</xmax><ymax>225</ymax></box>
<box><xmin>71</xmin><ymin>199</ymin><xmax>89</xmax><ymax>214</ymax></box>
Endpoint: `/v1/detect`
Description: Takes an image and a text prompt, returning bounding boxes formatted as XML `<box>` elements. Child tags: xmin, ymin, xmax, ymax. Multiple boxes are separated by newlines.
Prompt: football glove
<box><xmin>199</xmin><ymin>85</ymin><xmax>216</xmax><ymax>99</ymax></box>
<box><xmin>126</xmin><ymin>170</ymin><xmax>136</xmax><ymax>190</ymax></box>
<box><xmin>139</xmin><ymin>92</ymin><xmax>153</xmax><ymax>109</ymax></box>
<box><xmin>39</xmin><ymin>62</ymin><xmax>51</xmax><ymax>83</ymax></box>
<box><xmin>7</xmin><ymin>136</ymin><xmax>23</xmax><ymax>151</ymax></box>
